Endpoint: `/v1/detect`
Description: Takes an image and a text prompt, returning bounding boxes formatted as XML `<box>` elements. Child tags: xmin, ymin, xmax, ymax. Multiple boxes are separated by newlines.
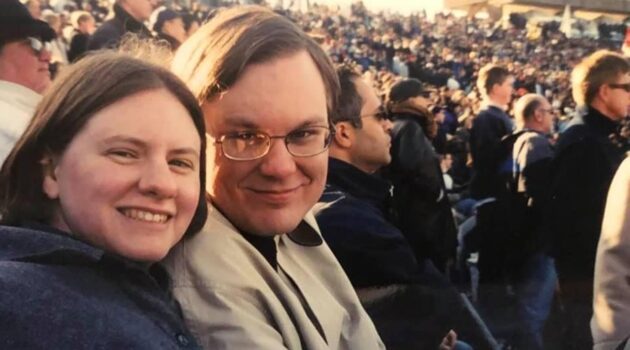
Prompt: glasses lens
<box><xmin>221</xmin><ymin>132</ymin><xmax>269</xmax><ymax>160</ymax></box>
<box><xmin>27</xmin><ymin>37</ymin><xmax>43</xmax><ymax>53</ymax></box>
<box><xmin>286</xmin><ymin>126</ymin><xmax>332</xmax><ymax>157</ymax></box>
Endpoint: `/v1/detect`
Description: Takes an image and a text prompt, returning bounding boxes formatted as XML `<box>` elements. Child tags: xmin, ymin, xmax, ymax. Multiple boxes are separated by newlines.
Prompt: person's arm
<box><xmin>592</xmin><ymin>159</ymin><xmax>630</xmax><ymax>350</ymax></box>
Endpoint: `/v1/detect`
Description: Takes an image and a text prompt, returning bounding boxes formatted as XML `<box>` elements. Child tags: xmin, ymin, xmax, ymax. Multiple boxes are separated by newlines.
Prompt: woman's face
<box><xmin>42</xmin><ymin>89</ymin><xmax>201</xmax><ymax>262</ymax></box>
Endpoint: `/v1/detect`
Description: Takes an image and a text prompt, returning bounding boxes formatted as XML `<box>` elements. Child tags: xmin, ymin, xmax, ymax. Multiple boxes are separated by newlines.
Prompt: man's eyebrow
<box><xmin>223</xmin><ymin>116</ymin><xmax>329</xmax><ymax>130</ymax></box>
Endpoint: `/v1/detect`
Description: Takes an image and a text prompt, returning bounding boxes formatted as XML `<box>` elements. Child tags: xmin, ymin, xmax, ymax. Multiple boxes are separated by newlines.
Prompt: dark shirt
<box><xmin>68</xmin><ymin>31</ymin><xmax>89</xmax><ymax>62</ymax></box>
<box><xmin>314</xmin><ymin>158</ymin><xmax>421</xmax><ymax>288</ymax></box>
<box><xmin>469</xmin><ymin>105</ymin><xmax>513</xmax><ymax>199</ymax></box>
<box><xmin>0</xmin><ymin>224</ymin><xmax>200</xmax><ymax>349</ymax></box>
<box><xmin>87</xmin><ymin>3</ymin><xmax>152</xmax><ymax>50</ymax></box>
<box><xmin>549</xmin><ymin>107</ymin><xmax>628</xmax><ymax>284</ymax></box>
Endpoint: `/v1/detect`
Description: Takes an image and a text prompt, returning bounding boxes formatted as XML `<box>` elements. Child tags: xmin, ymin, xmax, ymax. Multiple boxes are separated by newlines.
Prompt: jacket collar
<box><xmin>581</xmin><ymin>106</ymin><xmax>620</xmax><ymax>137</ymax></box>
<box><xmin>326</xmin><ymin>157</ymin><xmax>392</xmax><ymax>204</ymax></box>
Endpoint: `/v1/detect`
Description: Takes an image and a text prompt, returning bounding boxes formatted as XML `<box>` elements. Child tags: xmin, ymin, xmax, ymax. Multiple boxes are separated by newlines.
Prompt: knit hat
<box><xmin>388</xmin><ymin>78</ymin><xmax>434</xmax><ymax>104</ymax></box>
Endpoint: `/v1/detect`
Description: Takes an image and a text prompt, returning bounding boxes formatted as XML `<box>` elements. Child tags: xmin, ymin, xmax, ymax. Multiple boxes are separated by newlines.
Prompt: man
<box><xmin>548</xmin><ymin>50</ymin><xmax>630</xmax><ymax>349</ymax></box>
<box><xmin>164</xmin><ymin>7</ymin><xmax>384</xmax><ymax>349</ymax></box>
<box><xmin>313</xmin><ymin>66</ymin><xmax>490</xmax><ymax>350</ymax></box>
<box><xmin>467</xmin><ymin>64</ymin><xmax>515</xmax><ymax>285</ymax></box>
<box><xmin>87</xmin><ymin>0</ymin><xmax>153</xmax><ymax>50</ymax></box>
<box><xmin>469</xmin><ymin>63</ymin><xmax>514</xmax><ymax>200</ymax></box>
<box><xmin>383</xmin><ymin>78</ymin><xmax>457</xmax><ymax>273</ymax></box>
<box><xmin>149</xmin><ymin>7</ymin><xmax>186</xmax><ymax>50</ymax></box>
<box><xmin>505</xmin><ymin>93</ymin><xmax>557</xmax><ymax>350</ymax></box>
<box><xmin>314</xmin><ymin>65</ymin><xmax>418</xmax><ymax>288</ymax></box>
<box><xmin>0</xmin><ymin>0</ymin><xmax>55</xmax><ymax>165</ymax></box>
<box><xmin>67</xmin><ymin>10</ymin><xmax>95</xmax><ymax>62</ymax></box>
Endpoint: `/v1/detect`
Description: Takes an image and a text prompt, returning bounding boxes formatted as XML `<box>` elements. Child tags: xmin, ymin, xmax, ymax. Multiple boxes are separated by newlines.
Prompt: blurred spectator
<box><xmin>548</xmin><ymin>50</ymin><xmax>630</xmax><ymax>349</ymax></box>
<box><xmin>469</xmin><ymin>64</ymin><xmax>514</xmax><ymax>201</ymax></box>
<box><xmin>383</xmin><ymin>78</ymin><xmax>457</xmax><ymax>273</ymax></box>
<box><xmin>150</xmin><ymin>7</ymin><xmax>186</xmax><ymax>50</ymax></box>
<box><xmin>24</xmin><ymin>0</ymin><xmax>42</xmax><ymax>19</ymax></box>
<box><xmin>43</xmin><ymin>11</ymin><xmax>69</xmax><ymax>66</ymax></box>
<box><xmin>507</xmin><ymin>93</ymin><xmax>557</xmax><ymax>350</ymax></box>
<box><xmin>592</xmin><ymin>158</ymin><xmax>630</xmax><ymax>350</ymax></box>
<box><xmin>67</xmin><ymin>11</ymin><xmax>95</xmax><ymax>62</ymax></box>
<box><xmin>87</xmin><ymin>0</ymin><xmax>154</xmax><ymax>50</ymax></box>
<box><xmin>0</xmin><ymin>0</ymin><xmax>55</xmax><ymax>166</ymax></box>
<box><xmin>182</xmin><ymin>11</ymin><xmax>200</xmax><ymax>38</ymax></box>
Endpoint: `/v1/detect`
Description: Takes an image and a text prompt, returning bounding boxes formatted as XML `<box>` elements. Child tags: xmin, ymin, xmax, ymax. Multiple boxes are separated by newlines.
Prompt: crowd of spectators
<box><xmin>3</xmin><ymin>0</ymin><xmax>630</xmax><ymax>349</ymax></box>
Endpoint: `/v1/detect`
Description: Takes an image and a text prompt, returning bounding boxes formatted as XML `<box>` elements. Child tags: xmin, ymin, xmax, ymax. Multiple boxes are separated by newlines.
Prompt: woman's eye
<box><xmin>170</xmin><ymin>159</ymin><xmax>194</xmax><ymax>169</ymax></box>
<box><xmin>109</xmin><ymin>149</ymin><xmax>137</xmax><ymax>159</ymax></box>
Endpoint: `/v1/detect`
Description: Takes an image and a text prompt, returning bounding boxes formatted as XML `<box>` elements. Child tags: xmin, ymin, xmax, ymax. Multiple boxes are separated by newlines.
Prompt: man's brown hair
<box><xmin>571</xmin><ymin>50</ymin><xmax>630</xmax><ymax>107</ymax></box>
<box><xmin>476</xmin><ymin>63</ymin><xmax>510</xmax><ymax>98</ymax></box>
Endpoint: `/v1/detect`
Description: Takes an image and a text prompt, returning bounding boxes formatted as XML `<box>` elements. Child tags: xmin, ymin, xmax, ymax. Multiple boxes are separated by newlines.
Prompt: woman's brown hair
<box><xmin>0</xmin><ymin>51</ymin><xmax>208</xmax><ymax>235</ymax></box>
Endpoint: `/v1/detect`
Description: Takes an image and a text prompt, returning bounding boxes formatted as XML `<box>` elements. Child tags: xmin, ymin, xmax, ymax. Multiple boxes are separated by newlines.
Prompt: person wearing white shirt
<box><xmin>0</xmin><ymin>0</ymin><xmax>55</xmax><ymax>165</ymax></box>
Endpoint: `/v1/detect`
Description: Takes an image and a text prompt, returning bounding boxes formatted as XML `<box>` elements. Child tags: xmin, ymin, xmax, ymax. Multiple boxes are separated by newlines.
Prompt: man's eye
<box><xmin>230</xmin><ymin>132</ymin><xmax>263</xmax><ymax>141</ymax></box>
<box><xmin>289</xmin><ymin>129</ymin><xmax>315</xmax><ymax>139</ymax></box>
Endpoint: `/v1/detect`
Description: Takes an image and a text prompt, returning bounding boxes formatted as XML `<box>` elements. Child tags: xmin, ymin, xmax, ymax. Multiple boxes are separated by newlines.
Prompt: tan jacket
<box><xmin>163</xmin><ymin>203</ymin><xmax>384</xmax><ymax>350</ymax></box>
<box><xmin>592</xmin><ymin>158</ymin><xmax>630</xmax><ymax>350</ymax></box>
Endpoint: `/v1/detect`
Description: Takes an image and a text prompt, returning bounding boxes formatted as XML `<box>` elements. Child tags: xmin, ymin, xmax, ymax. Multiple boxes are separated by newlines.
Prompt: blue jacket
<box><xmin>0</xmin><ymin>224</ymin><xmax>200</xmax><ymax>349</ymax></box>
<box><xmin>314</xmin><ymin>158</ymin><xmax>421</xmax><ymax>288</ymax></box>
<box><xmin>469</xmin><ymin>105</ymin><xmax>514</xmax><ymax>199</ymax></box>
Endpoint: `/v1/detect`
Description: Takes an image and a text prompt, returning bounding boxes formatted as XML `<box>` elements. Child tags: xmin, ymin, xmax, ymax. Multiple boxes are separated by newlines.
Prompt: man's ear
<box><xmin>333</xmin><ymin>122</ymin><xmax>354</xmax><ymax>149</ymax></box>
<box><xmin>41</xmin><ymin>154</ymin><xmax>60</xmax><ymax>200</ymax></box>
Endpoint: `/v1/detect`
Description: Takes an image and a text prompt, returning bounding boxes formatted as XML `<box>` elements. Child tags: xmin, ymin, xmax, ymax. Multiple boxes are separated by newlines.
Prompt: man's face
<box><xmin>537</xmin><ymin>99</ymin><xmax>555</xmax><ymax>134</ymax></box>
<box><xmin>163</xmin><ymin>17</ymin><xmax>186</xmax><ymax>44</ymax></box>
<box><xmin>491</xmin><ymin>75</ymin><xmax>514</xmax><ymax>106</ymax></box>
<box><xmin>121</xmin><ymin>0</ymin><xmax>153</xmax><ymax>22</ymax></box>
<box><xmin>602</xmin><ymin>73</ymin><xmax>630</xmax><ymax>121</ymax></box>
<box><xmin>348</xmin><ymin>77</ymin><xmax>393</xmax><ymax>173</ymax></box>
<box><xmin>0</xmin><ymin>38</ymin><xmax>51</xmax><ymax>94</ymax></box>
<box><xmin>202</xmin><ymin>50</ymin><xmax>329</xmax><ymax>237</ymax></box>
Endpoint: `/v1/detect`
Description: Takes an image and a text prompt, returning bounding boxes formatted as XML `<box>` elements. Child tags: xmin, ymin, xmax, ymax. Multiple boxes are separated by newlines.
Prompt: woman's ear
<box><xmin>41</xmin><ymin>154</ymin><xmax>60</xmax><ymax>200</ymax></box>
<box><xmin>333</xmin><ymin>122</ymin><xmax>354</xmax><ymax>149</ymax></box>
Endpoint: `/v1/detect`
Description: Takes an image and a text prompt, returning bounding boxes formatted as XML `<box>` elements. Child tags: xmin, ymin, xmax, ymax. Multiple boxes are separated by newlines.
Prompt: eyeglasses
<box><xmin>25</xmin><ymin>37</ymin><xmax>52</xmax><ymax>56</ymax></box>
<box><xmin>360</xmin><ymin>106</ymin><xmax>392</xmax><ymax>121</ymax></box>
<box><xmin>609</xmin><ymin>83</ymin><xmax>630</xmax><ymax>93</ymax></box>
<box><xmin>215</xmin><ymin>126</ymin><xmax>334</xmax><ymax>161</ymax></box>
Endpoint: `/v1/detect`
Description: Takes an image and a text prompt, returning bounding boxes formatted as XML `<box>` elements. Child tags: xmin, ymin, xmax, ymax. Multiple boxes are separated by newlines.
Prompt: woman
<box><xmin>0</xmin><ymin>51</ymin><xmax>207</xmax><ymax>348</ymax></box>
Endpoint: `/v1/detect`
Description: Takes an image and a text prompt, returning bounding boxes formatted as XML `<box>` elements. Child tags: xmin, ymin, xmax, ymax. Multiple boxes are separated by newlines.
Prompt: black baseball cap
<box><xmin>0</xmin><ymin>0</ymin><xmax>56</xmax><ymax>43</ymax></box>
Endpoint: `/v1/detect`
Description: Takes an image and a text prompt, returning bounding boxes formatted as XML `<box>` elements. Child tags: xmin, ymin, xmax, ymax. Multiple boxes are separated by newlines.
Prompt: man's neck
<box><xmin>484</xmin><ymin>98</ymin><xmax>507</xmax><ymax>111</ymax></box>
<box><xmin>589</xmin><ymin>100</ymin><xmax>622</xmax><ymax>123</ymax></box>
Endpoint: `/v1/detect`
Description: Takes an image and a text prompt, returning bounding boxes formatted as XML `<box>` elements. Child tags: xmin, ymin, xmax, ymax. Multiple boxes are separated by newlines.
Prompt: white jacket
<box><xmin>0</xmin><ymin>81</ymin><xmax>40</xmax><ymax>166</ymax></box>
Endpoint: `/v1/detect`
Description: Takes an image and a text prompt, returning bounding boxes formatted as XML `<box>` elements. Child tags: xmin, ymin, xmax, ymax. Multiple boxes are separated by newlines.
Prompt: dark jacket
<box><xmin>382</xmin><ymin>113</ymin><xmax>457</xmax><ymax>272</ymax></box>
<box><xmin>315</xmin><ymin>159</ymin><xmax>496</xmax><ymax>350</ymax></box>
<box><xmin>469</xmin><ymin>105</ymin><xmax>513</xmax><ymax>199</ymax></box>
<box><xmin>548</xmin><ymin>107</ymin><xmax>628</xmax><ymax>284</ymax></box>
<box><xmin>0</xmin><ymin>224</ymin><xmax>200</xmax><ymax>349</ymax></box>
<box><xmin>68</xmin><ymin>30</ymin><xmax>89</xmax><ymax>62</ymax></box>
<box><xmin>87</xmin><ymin>3</ymin><xmax>152</xmax><ymax>50</ymax></box>
<box><xmin>314</xmin><ymin>158</ymin><xmax>420</xmax><ymax>288</ymax></box>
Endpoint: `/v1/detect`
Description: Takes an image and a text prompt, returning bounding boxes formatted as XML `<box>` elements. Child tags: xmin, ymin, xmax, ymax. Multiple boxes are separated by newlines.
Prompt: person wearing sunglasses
<box><xmin>547</xmin><ymin>50</ymin><xmax>630</xmax><ymax>349</ymax></box>
<box><xmin>381</xmin><ymin>78</ymin><xmax>458</xmax><ymax>275</ymax></box>
<box><xmin>0</xmin><ymin>0</ymin><xmax>55</xmax><ymax>167</ymax></box>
